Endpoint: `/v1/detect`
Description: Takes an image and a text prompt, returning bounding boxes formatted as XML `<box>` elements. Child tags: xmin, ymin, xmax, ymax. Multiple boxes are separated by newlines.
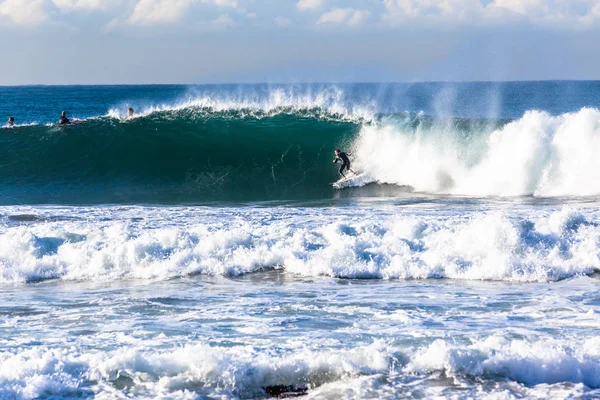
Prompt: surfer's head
<box><xmin>128</xmin><ymin>108</ymin><xmax>134</xmax><ymax>116</ymax></box>
<box><xmin>335</xmin><ymin>149</ymin><xmax>340</xmax><ymax>155</ymax></box>
<box><xmin>61</xmin><ymin>111</ymin><xmax>67</xmax><ymax>117</ymax></box>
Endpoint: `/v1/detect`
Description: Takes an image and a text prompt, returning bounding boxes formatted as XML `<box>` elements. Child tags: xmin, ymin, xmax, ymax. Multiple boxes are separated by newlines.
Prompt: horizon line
<box><xmin>2</xmin><ymin>79</ymin><xmax>600</xmax><ymax>87</ymax></box>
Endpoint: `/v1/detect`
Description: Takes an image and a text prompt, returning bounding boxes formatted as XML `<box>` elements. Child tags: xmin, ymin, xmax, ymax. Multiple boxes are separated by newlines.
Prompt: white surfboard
<box><xmin>332</xmin><ymin>173</ymin><xmax>365</xmax><ymax>189</ymax></box>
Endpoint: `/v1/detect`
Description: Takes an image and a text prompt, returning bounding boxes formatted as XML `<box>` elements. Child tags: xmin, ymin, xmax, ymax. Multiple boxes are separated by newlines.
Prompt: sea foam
<box><xmin>1</xmin><ymin>336</ymin><xmax>598</xmax><ymax>399</ymax></box>
<box><xmin>0</xmin><ymin>206</ymin><xmax>597</xmax><ymax>284</ymax></box>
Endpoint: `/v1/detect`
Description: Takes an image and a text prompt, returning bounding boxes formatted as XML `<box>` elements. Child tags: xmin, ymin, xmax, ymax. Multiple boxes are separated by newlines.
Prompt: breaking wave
<box><xmin>2</xmin><ymin>90</ymin><xmax>600</xmax><ymax>204</ymax></box>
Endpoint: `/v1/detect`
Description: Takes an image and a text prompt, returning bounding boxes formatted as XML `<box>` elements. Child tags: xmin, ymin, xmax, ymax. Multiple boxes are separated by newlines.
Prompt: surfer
<box><xmin>333</xmin><ymin>149</ymin><xmax>355</xmax><ymax>178</ymax></box>
<box><xmin>7</xmin><ymin>117</ymin><xmax>15</xmax><ymax>127</ymax></box>
<box><xmin>58</xmin><ymin>111</ymin><xmax>71</xmax><ymax>125</ymax></box>
<box><xmin>127</xmin><ymin>108</ymin><xmax>135</xmax><ymax>117</ymax></box>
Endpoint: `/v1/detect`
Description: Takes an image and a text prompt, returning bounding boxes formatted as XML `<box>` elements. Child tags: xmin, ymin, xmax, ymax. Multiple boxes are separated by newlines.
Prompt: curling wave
<box><xmin>2</xmin><ymin>102</ymin><xmax>600</xmax><ymax>204</ymax></box>
<box><xmin>0</xmin><ymin>108</ymin><xmax>360</xmax><ymax>204</ymax></box>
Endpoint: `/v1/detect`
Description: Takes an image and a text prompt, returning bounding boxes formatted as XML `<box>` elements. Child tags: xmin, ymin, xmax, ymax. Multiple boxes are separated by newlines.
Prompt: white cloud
<box><xmin>382</xmin><ymin>0</ymin><xmax>478</xmax><ymax>22</ymax></box>
<box><xmin>297</xmin><ymin>0</ymin><xmax>325</xmax><ymax>11</ymax></box>
<box><xmin>317</xmin><ymin>8</ymin><xmax>349</xmax><ymax>24</ymax></box>
<box><xmin>347</xmin><ymin>9</ymin><xmax>369</xmax><ymax>26</ymax></box>
<box><xmin>490</xmin><ymin>0</ymin><xmax>541</xmax><ymax>16</ymax></box>
<box><xmin>128</xmin><ymin>0</ymin><xmax>194</xmax><ymax>26</ymax></box>
<box><xmin>197</xmin><ymin>13</ymin><xmax>235</xmax><ymax>31</ymax></box>
<box><xmin>52</xmin><ymin>0</ymin><xmax>118</xmax><ymax>12</ymax></box>
<box><xmin>201</xmin><ymin>0</ymin><xmax>237</xmax><ymax>8</ymax></box>
<box><xmin>581</xmin><ymin>2</ymin><xmax>600</xmax><ymax>26</ymax></box>
<box><xmin>126</xmin><ymin>0</ymin><xmax>239</xmax><ymax>26</ymax></box>
<box><xmin>0</xmin><ymin>0</ymin><xmax>49</xmax><ymax>26</ymax></box>
<box><xmin>484</xmin><ymin>0</ymin><xmax>600</xmax><ymax>25</ymax></box>
<box><xmin>317</xmin><ymin>8</ymin><xmax>368</xmax><ymax>26</ymax></box>
<box><xmin>2</xmin><ymin>0</ymin><xmax>599</xmax><ymax>31</ymax></box>
<box><xmin>275</xmin><ymin>15</ymin><xmax>290</xmax><ymax>27</ymax></box>
<box><xmin>382</xmin><ymin>0</ymin><xmax>600</xmax><ymax>27</ymax></box>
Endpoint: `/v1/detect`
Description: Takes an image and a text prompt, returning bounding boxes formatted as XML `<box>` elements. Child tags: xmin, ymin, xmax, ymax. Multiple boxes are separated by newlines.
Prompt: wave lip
<box><xmin>0</xmin><ymin>207</ymin><xmax>597</xmax><ymax>285</ymax></box>
<box><xmin>106</xmin><ymin>85</ymin><xmax>377</xmax><ymax>123</ymax></box>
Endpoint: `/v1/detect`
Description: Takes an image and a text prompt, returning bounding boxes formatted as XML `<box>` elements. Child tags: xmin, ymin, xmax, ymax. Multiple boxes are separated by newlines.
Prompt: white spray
<box><xmin>353</xmin><ymin>108</ymin><xmax>600</xmax><ymax>197</ymax></box>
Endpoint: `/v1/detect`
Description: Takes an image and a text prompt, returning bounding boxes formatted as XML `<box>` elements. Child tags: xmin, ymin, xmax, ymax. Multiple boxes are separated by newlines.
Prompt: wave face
<box><xmin>3</xmin><ymin>83</ymin><xmax>600</xmax><ymax>203</ymax></box>
<box><xmin>0</xmin><ymin>110</ymin><xmax>359</xmax><ymax>204</ymax></box>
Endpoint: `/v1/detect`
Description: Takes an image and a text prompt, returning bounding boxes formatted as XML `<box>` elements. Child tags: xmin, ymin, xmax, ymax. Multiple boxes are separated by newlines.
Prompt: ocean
<box><xmin>0</xmin><ymin>82</ymin><xmax>599</xmax><ymax>399</ymax></box>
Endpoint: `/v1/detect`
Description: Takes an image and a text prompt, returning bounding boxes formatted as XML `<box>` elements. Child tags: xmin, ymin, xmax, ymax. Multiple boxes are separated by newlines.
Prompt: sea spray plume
<box><xmin>107</xmin><ymin>84</ymin><xmax>379</xmax><ymax>122</ymax></box>
<box><xmin>352</xmin><ymin>107</ymin><xmax>600</xmax><ymax>196</ymax></box>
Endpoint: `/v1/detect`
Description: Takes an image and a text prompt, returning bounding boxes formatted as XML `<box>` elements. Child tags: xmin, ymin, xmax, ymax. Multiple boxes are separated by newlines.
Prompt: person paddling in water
<box><xmin>333</xmin><ymin>149</ymin><xmax>356</xmax><ymax>179</ymax></box>
<box><xmin>58</xmin><ymin>111</ymin><xmax>71</xmax><ymax>125</ymax></box>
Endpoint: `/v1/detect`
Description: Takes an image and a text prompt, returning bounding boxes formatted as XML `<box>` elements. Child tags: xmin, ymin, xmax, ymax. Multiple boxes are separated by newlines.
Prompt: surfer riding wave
<box><xmin>333</xmin><ymin>149</ymin><xmax>356</xmax><ymax>179</ymax></box>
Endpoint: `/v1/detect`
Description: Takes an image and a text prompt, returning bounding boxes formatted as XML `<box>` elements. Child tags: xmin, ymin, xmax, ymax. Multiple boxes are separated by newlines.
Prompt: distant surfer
<box><xmin>6</xmin><ymin>117</ymin><xmax>15</xmax><ymax>127</ymax></box>
<box><xmin>333</xmin><ymin>149</ymin><xmax>356</xmax><ymax>179</ymax></box>
<box><xmin>58</xmin><ymin>111</ymin><xmax>71</xmax><ymax>125</ymax></box>
<box><xmin>127</xmin><ymin>107</ymin><xmax>135</xmax><ymax>117</ymax></box>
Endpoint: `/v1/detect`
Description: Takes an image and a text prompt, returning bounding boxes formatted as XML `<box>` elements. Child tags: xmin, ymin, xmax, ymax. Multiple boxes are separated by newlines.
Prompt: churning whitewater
<box><xmin>1</xmin><ymin>83</ymin><xmax>600</xmax><ymax>400</ymax></box>
<box><xmin>0</xmin><ymin>205</ymin><xmax>599</xmax><ymax>285</ymax></box>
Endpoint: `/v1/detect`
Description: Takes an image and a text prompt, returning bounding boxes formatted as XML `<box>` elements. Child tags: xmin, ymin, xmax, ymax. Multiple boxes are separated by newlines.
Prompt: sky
<box><xmin>0</xmin><ymin>0</ymin><xmax>600</xmax><ymax>84</ymax></box>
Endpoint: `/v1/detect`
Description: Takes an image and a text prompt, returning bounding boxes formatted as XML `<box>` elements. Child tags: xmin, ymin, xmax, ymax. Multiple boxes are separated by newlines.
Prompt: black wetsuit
<box><xmin>334</xmin><ymin>152</ymin><xmax>351</xmax><ymax>175</ymax></box>
<box><xmin>58</xmin><ymin>116</ymin><xmax>71</xmax><ymax>125</ymax></box>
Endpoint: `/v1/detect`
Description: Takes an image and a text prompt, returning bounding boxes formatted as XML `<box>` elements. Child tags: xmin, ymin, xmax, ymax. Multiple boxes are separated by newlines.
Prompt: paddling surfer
<box><xmin>58</xmin><ymin>111</ymin><xmax>71</xmax><ymax>125</ymax></box>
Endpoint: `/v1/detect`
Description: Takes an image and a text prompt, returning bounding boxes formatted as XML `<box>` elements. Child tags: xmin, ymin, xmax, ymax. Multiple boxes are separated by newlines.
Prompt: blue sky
<box><xmin>1</xmin><ymin>0</ymin><xmax>599</xmax><ymax>84</ymax></box>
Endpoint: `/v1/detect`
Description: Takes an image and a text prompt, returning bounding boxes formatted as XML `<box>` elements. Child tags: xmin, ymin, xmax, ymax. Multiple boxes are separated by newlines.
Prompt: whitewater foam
<box><xmin>1</xmin><ymin>334</ymin><xmax>599</xmax><ymax>399</ymax></box>
<box><xmin>353</xmin><ymin>108</ymin><xmax>600</xmax><ymax>197</ymax></box>
<box><xmin>408</xmin><ymin>336</ymin><xmax>600</xmax><ymax>389</ymax></box>
<box><xmin>0</xmin><ymin>206</ymin><xmax>598</xmax><ymax>284</ymax></box>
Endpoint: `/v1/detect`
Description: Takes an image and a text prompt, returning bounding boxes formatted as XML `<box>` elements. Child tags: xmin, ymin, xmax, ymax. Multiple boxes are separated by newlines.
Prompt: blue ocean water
<box><xmin>0</xmin><ymin>82</ymin><xmax>599</xmax><ymax>399</ymax></box>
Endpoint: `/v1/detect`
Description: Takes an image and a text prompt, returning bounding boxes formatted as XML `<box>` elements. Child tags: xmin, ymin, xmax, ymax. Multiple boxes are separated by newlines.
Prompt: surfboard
<box><xmin>332</xmin><ymin>173</ymin><xmax>364</xmax><ymax>189</ymax></box>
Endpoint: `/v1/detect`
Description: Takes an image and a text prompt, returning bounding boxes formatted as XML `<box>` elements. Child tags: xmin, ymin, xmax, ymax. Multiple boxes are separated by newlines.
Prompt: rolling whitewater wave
<box><xmin>3</xmin><ymin>337</ymin><xmax>599</xmax><ymax>398</ymax></box>
<box><xmin>0</xmin><ymin>206</ymin><xmax>599</xmax><ymax>284</ymax></box>
<box><xmin>1</xmin><ymin>96</ymin><xmax>600</xmax><ymax>204</ymax></box>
